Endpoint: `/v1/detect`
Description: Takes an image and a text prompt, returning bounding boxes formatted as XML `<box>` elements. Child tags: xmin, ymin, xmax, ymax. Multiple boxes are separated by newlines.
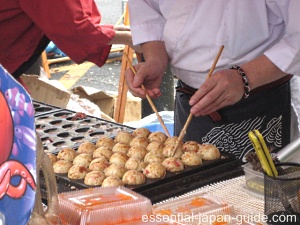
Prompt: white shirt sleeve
<box><xmin>264</xmin><ymin>0</ymin><xmax>300</xmax><ymax>76</ymax></box>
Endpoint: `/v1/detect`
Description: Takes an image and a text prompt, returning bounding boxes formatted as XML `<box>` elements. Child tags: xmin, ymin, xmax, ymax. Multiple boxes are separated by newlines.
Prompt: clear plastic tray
<box><xmin>243</xmin><ymin>163</ymin><xmax>264</xmax><ymax>195</ymax></box>
<box><xmin>58</xmin><ymin>186</ymin><xmax>152</xmax><ymax>225</ymax></box>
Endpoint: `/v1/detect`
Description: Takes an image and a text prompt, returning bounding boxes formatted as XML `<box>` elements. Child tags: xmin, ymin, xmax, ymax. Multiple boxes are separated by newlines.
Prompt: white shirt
<box><xmin>128</xmin><ymin>0</ymin><xmax>300</xmax><ymax>148</ymax></box>
<box><xmin>128</xmin><ymin>0</ymin><xmax>300</xmax><ymax>89</ymax></box>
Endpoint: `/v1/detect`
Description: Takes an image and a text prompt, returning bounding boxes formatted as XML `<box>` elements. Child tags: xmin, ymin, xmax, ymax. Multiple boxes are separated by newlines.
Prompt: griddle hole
<box><xmin>62</xmin><ymin>124</ymin><xmax>74</xmax><ymax>129</ymax></box>
<box><xmin>92</xmin><ymin>123</ymin><xmax>113</xmax><ymax>129</ymax></box>
<box><xmin>36</xmin><ymin>116</ymin><xmax>52</xmax><ymax>122</ymax></box>
<box><xmin>89</xmin><ymin>131</ymin><xmax>105</xmax><ymax>139</ymax></box>
<box><xmin>75</xmin><ymin>127</ymin><xmax>90</xmax><ymax>133</ymax></box>
<box><xmin>41</xmin><ymin>137</ymin><xmax>53</xmax><ymax>144</ymax></box>
<box><xmin>44</xmin><ymin>128</ymin><xmax>58</xmax><ymax>134</ymax></box>
<box><xmin>36</xmin><ymin>124</ymin><xmax>47</xmax><ymax>130</ymax></box>
<box><xmin>57</xmin><ymin>132</ymin><xmax>70</xmax><ymax>138</ymax></box>
<box><xmin>53</xmin><ymin>141</ymin><xmax>68</xmax><ymax>148</ymax></box>
<box><xmin>54</xmin><ymin>112</ymin><xmax>72</xmax><ymax>118</ymax></box>
<box><xmin>35</xmin><ymin>106</ymin><xmax>52</xmax><ymax>113</ymax></box>
<box><xmin>79</xmin><ymin>119</ymin><xmax>91</xmax><ymax>125</ymax></box>
<box><xmin>71</xmin><ymin>136</ymin><xmax>85</xmax><ymax>143</ymax></box>
<box><xmin>50</xmin><ymin>120</ymin><xmax>63</xmax><ymax>125</ymax></box>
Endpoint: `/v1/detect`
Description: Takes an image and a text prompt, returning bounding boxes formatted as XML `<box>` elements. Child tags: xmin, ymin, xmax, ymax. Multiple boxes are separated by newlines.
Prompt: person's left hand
<box><xmin>189</xmin><ymin>69</ymin><xmax>245</xmax><ymax>116</ymax></box>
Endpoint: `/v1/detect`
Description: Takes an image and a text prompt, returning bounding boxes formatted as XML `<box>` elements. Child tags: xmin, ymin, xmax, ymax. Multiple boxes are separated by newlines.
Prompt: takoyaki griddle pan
<box><xmin>35</xmin><ymin>109</ymin><xmax>135</xmax><ymax>153</ymax></box>
<box><xmin>40</xmin><ymin>152</ymin><xmax>243</xmax><ymax>204</ymax></box>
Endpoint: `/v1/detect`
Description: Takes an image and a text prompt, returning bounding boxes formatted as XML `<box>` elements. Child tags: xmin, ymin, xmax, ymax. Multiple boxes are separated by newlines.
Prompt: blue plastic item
<box><xmin>143</xmin><ymin>122</ymin><xmax>174</xmax><ymax>136</ymax></box>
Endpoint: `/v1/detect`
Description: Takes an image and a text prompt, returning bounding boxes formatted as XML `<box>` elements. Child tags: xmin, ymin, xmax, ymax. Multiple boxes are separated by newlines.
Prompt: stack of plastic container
<box><xmin>58</xmin><ymin>186</ymin><xmax>152</xmax><ymax>225</ymax></box>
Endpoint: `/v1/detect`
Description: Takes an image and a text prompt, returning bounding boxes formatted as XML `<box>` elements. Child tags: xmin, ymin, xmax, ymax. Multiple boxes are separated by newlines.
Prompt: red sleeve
<box><xmin>19</xmin><ymin>0</ymin><xmax>115</xmax><ymax>67</ymax></box>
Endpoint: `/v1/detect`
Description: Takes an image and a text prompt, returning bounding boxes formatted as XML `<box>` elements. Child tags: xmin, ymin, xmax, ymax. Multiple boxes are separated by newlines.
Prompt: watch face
<box><xmin>0</xmin><ymin>66</ymin><xmax>36</xmax><ymax>225</ymax></box>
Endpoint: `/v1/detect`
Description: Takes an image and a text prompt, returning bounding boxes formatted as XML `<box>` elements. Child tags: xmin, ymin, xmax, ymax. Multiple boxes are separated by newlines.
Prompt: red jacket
<box><xmin>0</xmin><ymin>0</ymin><xmax>115</xmax><ymax>76</ymax></box>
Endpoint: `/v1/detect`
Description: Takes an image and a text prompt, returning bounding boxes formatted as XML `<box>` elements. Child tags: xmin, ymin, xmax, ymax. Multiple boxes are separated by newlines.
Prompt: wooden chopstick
<box><xmin>123</xmin><ymin>52</ymin><xmax>171</xmax><ymax>137</ymax></box>
<box><xmin>171</xmin><ymin>45</ymin><xmax>225</xmax><ymax>157</ymax></box>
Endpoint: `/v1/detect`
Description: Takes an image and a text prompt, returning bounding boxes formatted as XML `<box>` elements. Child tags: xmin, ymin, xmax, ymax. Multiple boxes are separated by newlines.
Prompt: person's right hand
<box><xmin>125</xmin><ymin>59</ymin><xmax>165</xmax><ymax>99</ymax></box>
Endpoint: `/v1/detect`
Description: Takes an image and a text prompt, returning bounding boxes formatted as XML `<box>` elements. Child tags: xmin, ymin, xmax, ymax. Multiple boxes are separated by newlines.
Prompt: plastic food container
<box><xmin>58</xmin><ymin>186</ymin><xmax>152</xmax><ymax>225</ymax></box>
<box><xmin>243</xmin><ymin>163</ymin><xmax>264</xmax><ymax>195</ymax></box>
<box><xmin>153</xmin><ymin>193</ymin><xmax>235</xmax><ymax>225</ymax></box>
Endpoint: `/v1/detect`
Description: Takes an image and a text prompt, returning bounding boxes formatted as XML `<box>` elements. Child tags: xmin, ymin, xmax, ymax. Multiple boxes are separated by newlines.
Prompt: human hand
<box><xmin>189</xmin><ymin>69</ymin><xmax>245</xmax><ymax>116</ymax></box>
<box><xmin>113</xmin><ymin>25</ymin><xmax>130</xmax><ymax>31</ymax></box>
<box><xmin>125</xmin><ymin>60</ymin><xmax>165</xmax><ymax>99</ymax></box>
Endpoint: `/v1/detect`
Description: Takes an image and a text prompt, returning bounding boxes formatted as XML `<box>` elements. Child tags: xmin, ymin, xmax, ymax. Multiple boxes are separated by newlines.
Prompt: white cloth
<box><xmin>128</xmin><ymin>0</ymin><xmax>300</xmax><ymax>88</ymax></box>
<box><xmin>128</xmin><ymin>0</ymin><xmax>300</xmax><ymax>145</ymax></box>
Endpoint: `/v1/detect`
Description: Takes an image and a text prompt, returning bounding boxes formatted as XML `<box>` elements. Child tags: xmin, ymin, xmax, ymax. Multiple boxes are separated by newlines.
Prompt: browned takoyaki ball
<box><xmin>72</xmin><ymin>153</ymin><xmax>93</xmax><ymax>168</ymax></box>
<box><xmin>95</xmin><ymin>136</ymin><xmax>116</xmax><ymax>149</ymax></box>
<box><xmin>182</xmin><ymin>141</ymin><xmax>201</xmax><ymax>153</ymax></box>
<box><xmin>198</xmin><ymin>143</ymin><xmax>221</xmax><ymax>160</ymax></box>
<box><xmin>130</xmin><ymin>136</ymin><xmax>149</xmax><ymax>148</ymax></box>
<box><xmin>144</xmin><ymin>151</ymin><xmax>165</xmax><ymax>164</ymax></box>
<box><xmin>148</xmin><ymin>131</ymin><xmax>168</xmax><ymax>143</ymax></box>
<box><xmin>93</xmin><ymin>146</ymin><xmax>113</xmax><ymax>160</ymax></box>
<box><xmin>112</xmin><ymin>142</ymin><xmax>131</xmax><ymax>155</ymax></box>
<box><xmin>125</xmin><ymin>157</ymin><xmax>147</xmax><ymax>171</ymax></box>
<box><xmin>68</xmin><ymin>165</ymin><xmax>89</xmax><ymax>180</ymax></box>
<box><xmin>47</xmin><ymin>153</ymin><xmax>57</xmax><ymax>165</ymax></box>
<box><xmin>127</xmin><ymin>146</ymin><xmax>148</xmax><ymax>159</ymax></box>
<box><xmin>53</xmin><ymin>160</ymin><xmax>73</xmax><ymax>174</ymax></box>
<box><xmin>162</xmin><ymin>157</ymin><xmax>184</xmax><ymax>172</ymax></box>
<box><xmin>122</xmin><ymin>170</ymin><xmax>146</xmax><ymax>185</ymax></box>
<box><xmin>146</xmin><ymin>141</ymin><xmax>165</xmax><ymax>153</ymax></box>
<box><xmin>88</xmin><ymin>158</ymin><xmax>110</xmax><ymax>171</ymax></box>
<box><xmin>84</xmin><ymin>171</ymin><xmax>106</xmax><ymax>186</ymax></box>
<box><xmin>104</xmin><ymin>164</ymin><xmax>127</xmax><ymax>179</ymax></box>
<box><xmin>102</xmin><ymin>176</ymin><xmax>124</xmax><ymax>187</ymax></box>
<box><xmin>109</xmin><ymin>152</ymin><xmax>129</xmax><ymax>167</ymax></box>
<box><xmin>114</xmin><ymin>131</ymin><xmax>134</xmax><ymax>144</ymax></box>
<box><xmin>164</xmin><ymin>136</ymin><xmax>182</xmax><ymax>146</ymax></box>
<box><xmin>77</xmin><ymin>141</ymin><xmax>96</xmax><ymax>155</ymax></box>
<box><xmin>143</xmin><ymin>162</ymin><xmax>166</xmax><ymax>179</ymax></box>
<box><xmin>162</xmin><ymin>144</ymin><xmax>183</xmax><ymax>158</ymax></box>
<box><xmin>132</xmin><ymin>127</ymin><xmax>151</xmax><ymax>138</ymax></box>
<box><xmin>57</xmin><ymin>148</ymin><xmax>77</xmax><ymax>162</ymax></box>
<box><xmin>181</xmin><ymin>151</ymin><xmax>202</xmax><ymax>166</ymax></box>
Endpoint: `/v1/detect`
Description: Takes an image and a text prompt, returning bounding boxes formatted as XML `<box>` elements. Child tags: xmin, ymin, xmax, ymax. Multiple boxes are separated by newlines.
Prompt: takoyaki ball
<box><xmin>112</xmin><ymin>142</ymin><xmax>131</xmax><ymax>155</ymax></box>
<box><xmin>162</xmin><ymin>144</ymin><xmax>183</xmax><ymax>158</ymax></box>
<box><xmin>122</xmin><ymin>170</ymin><xmax>146</xmax><ymax>185</ymax></box>
<box><xmin>84</xmin><ymin>171</ymin><xmax>106</xmax><ymax>186</ymax></box>
<box><xmin>182</xmin><ymin>141</ymin><xmax>201</xmax><ymax>153</ymax></box>
<box><xmin>127</xmin><ymin>146</ymin><xmax>148</xmax><ymax>159</ymax></box>
<box><xmin>47</xmin><ymin>153</ymin><xmax>57</xmax><ymax>165</ymax></box>
<box><xmin>181</xmin><ymin>151</ymin><xmax>202</xmax><ymax>166</ymax></box>
<box><xmin>148</xmin><ymin>131</ymin><xmax>168</xmax><ymax>143</ymax></box>
<box><xmin>109</xmin><ymin>152</ymin><xmax>129</xmax><ymax>167</ymax></box>
<box><xmin>130</xmin><ymin>136</ymin><xmax>149</xmax><ymax>148</ymax></box>
<box><xmin>162</xmin><ymin>157</ymin><xmax>184</xmax><ymax>172</ymax></box>
<box><xmin>57</xmin><ymin>148</ymin><xmax>77</xmax><ymax>162</ymax></box>
<box><xmin>102</xmin><ymin>176</ymin><xmax>124</xmax><ymax>187</ymax></box>
<box><xmin>125</xmin><ymin>157</ymin><xmax>147</xmax><ymax>171</ymax></box>
<box><xmin>104</xmin><ymin>164</ymin><xmax>127</xmax><ymax>179</ymax></box>
<box><xmin>114</xmin><ymin>131</ymin><xmax>134</xmax><ymax>144</ymax></box>
<box><xmin>53</xmin><ymin>160</ymin><xmax>73</xmax><ymax>174</ymax></box>
<box><xmin>144</xmin><ymin>151</ymin><xmax>165</xmax><ymax>164</ymax></box>
<box><xmin>146</xmin><ymin>141</ymin><xmax>164</xmax><ymax>153</ymax></box>
<box><xmin>164</xmin><ymin>136</ymin><xmax>182</xmax><ymax>146</ymax></box>
<box><xmin>93</xmin><ymin>146</ymin><xmax>113</xmax><ymax>160</ymax></box>
<box><xmin>68</xmin><ymin>165</ymin><xmax>89</xmax><ymax>180</ymax></box>
<box><xmin>77</xmin><ymin>141</ymin><xmax>96</xmax><ymax>155</ymax></box>
<box><xmin>198</xmin><ymin>144</ymin><xmax>221</xmax><ymax>160</ymax></box>
<box><xmin>132</xmin><ymin>127</ymin><xmax>151</xmax><ymax>138</ymax></box>
<box><xmin>143</xmin><ymin>162</ymin><xmax>166</xmax><ymax>179</ymax></box>
<box><xmin>88</xmin><ymin>158</ymin><xmax>110</xmax><ymax>171</ymax></box>
<box><xmin>73</xmin><ymin>153</ymin><xmax>92</xmax><ymax>168</ymax></box>
<box><xmin>95</xmin><ymin>136</ymin><xmax>115</xmax><ymax>149</ymax></box>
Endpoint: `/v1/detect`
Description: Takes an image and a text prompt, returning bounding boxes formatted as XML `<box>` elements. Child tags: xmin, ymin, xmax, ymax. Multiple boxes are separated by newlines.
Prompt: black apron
<box><xmin>12</xmin><ymin>35</ymin><xmax>50</xmax><ymax>78</ymax></box>
<box><xmin>175</xmin><ymin>75</ymin><xmax>292</xmax><ymax>161</ymax></box>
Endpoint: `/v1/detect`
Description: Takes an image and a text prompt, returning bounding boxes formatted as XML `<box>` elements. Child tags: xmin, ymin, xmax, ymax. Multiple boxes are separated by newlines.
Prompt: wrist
<box><xmin>230</xmin><ymin>65</ymin><xmax>251</xmax><ymax>98</ymax></box>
